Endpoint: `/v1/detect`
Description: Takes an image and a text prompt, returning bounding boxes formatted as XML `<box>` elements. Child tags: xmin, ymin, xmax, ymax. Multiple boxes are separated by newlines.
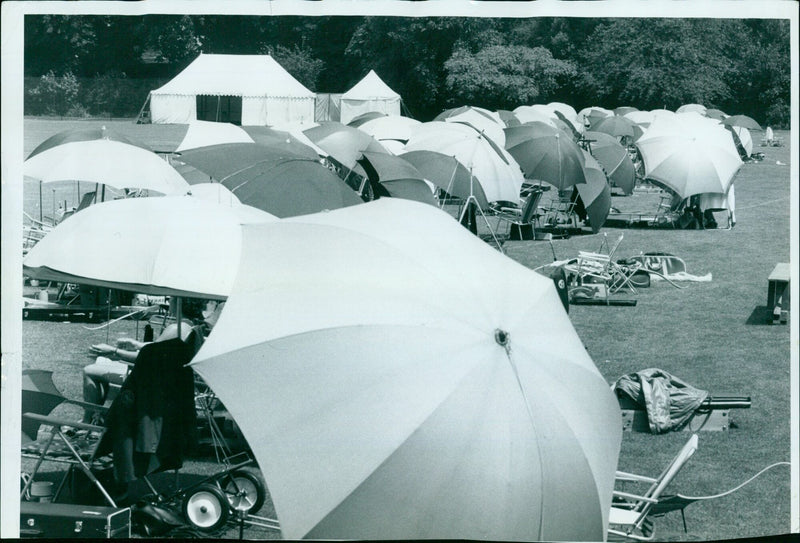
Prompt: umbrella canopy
<box><xmin>241</xmin><ymin>126</ymin><xmax>322</xmax><ymax>159</ymax></box>
<box><xmin>23</xmin><ymin>196</ymin><xmax>276</xmax><ymax>300</ymax></box>
<box><xmin>504</xmin><ymin>121</ymin><xmax>587</xmax><ymax>191</ymax></box>
<box><xmin>175</xmin><ymin>120</ymin><xmax>254</xmax><ymax>152</ymax></box>
<box><xmin>347</xmin><ymin>111</ymin><xmax>388</xmax><ymax>128</ymax></box>
<box><xmin>377</xmin><ymin>139</ymin><xmax>406</xmax><ymax>155</ymax></box>
<box><xmin>623</xmin><ymin>110</ymin><xmax>655</xmax><ymax>128</ymax></box>
<box><xmin>547</xmin><ymin>102</ymin><xmax>578</xmax><ymax>122</ymax></box>
<box><xmin>635</xmin><ymin>114</ymin><xmax>742</xmax><ymax>199</ymax></box>
<box><xmin>592</xmin><ymin>116</ymin><xmax>643</xmax><ymax>141</ymax></box>
<box><xmin>304</xmin><ymin>122</ymin><xmax>390</xmax><ymax>172</ymax></box>
<box><xmin>676</xmin><ymin>103</ymin><xmax>707</xmax><ymax>114</ymax></box>
<box><xmin>722</xmin><ymin>114</ymin><xmax>763</xmax><ymax>131</ymax></box>
<box><xmin>704</xmin><ymin>108</ymin><xmax>728</xmax><ymax>121</ymax></box>
<box><xmin>438</xmin><ymin>107</ymin><xmax>506</xmax><ymax>147</ymax></box>
<box><xmin>24</xmin><ymin>139</ymin><xmax>190</xmax><ymax>195</ymax></box>
<box><xmin>190</xmin><ymin>198</ymin><xmax>622</xmax><ymax>541</ymax></box>
<box><xmin>584</xmin><ymin>131</ymin><xmax>636</xmax><ymax>195</ymax></box>
<box><xmin>613</xmin><ymin>106</ymin><xmax>638</xmax><ymax>116</ymax></box>
<box><xmin>357</xmin><ymin>151</ymin><xmax>437</xmax><ymax>206</ymax></box>
<box><xmin>404</xmin><ymin>121</ymin><xmax>523</xmax><ymax>204</ymax></box>
<box><xmin>357</xmin><ymin>115</ymin><xmax>422</xmax><ymax>143</ymax></box>
<box><xmin>513</xmin><ymin>106</ymin><xmax>558</xmax><ymax>128</ymax></box>
<box><xmin>577</xmin><ymin>107</ymin><xmax>613</xmax><ymax>129</ymax></box>
<box><xmin>186</xmin><ymin>182</ymin><xmax>241</xmax><ymax>205</ymax></box>
<box><xmin>433</xmin><ymin>105</ymin><xmax>502</xmax><ymax>124</ymax></box>
<box><xmin>552</xmin><ymin>110</ymin><xmax>584</xmax><ymax>140</ymax></box>
<box><xmin>400</xmin><ymin>149</ymin><xmax>489</xmax><ymax>209</ymax></box>
<box><xmin>27</xmin><ymin>126</ymin><xmax>151</xmax><ymax>159</ymax></box>
<box><xmin>496</xmin><ymin>109</ymin><xmax>522</xmax><ymax>127</ymax></box>
<box><xmin>575</xmin><ymin>152</ymin><xmax>612</xmax><ymax>233</ymax></box>
<box><xmin>177</xmin><ymin>143</ymin><xmax>363</xmax><ymax>218</ymax></box>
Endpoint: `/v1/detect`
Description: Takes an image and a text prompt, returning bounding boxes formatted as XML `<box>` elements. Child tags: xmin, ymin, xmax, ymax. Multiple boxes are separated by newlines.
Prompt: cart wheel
<box><xmin>182</xmin><ymin>484</ymin><xmax>230</xmax><ymax>531</ymax></box>
<box><xmin>222</xmin><ymin>469</ymin><xmax>266</xmax><ymax>513</ymax></box>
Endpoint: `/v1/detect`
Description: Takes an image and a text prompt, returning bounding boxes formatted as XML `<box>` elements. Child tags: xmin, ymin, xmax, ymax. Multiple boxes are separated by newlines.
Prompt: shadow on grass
<box><xmin>746</xmin><ymin>305</ymin><xmax>786</xmax><ymax>326</ymax></box>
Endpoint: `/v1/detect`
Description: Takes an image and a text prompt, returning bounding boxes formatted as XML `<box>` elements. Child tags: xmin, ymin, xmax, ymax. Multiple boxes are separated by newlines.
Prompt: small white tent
<box><xmin>340</xmin><ymin>70</ymin><xmax>401</xmax><ymax>125</ymax></box>
<box><xmin>150</xmin><ymin>53</ymin><xmax>316</xmax><ymax>126</ymax></box>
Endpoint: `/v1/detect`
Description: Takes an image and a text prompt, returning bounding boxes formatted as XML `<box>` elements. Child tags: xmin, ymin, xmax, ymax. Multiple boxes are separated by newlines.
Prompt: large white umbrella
<box><xmin>513</xmin><ymin>105</ymin><xmax>559</xmax><ymax>128</ymax></box>
<box><xmin>23</xmin><ymin>196</ymin><xmax>276</xmax><ymax>300</ymax></box>
<box><xmin>175</xmin><ymin>120</ymin><xmax>254</xmax><ymax>152</ymax></box>
<box><xmin>357</xmin><ymin>115</ymin><xmax>422</xmax><ymax>144</ymax></box>
<box><xmin>190</xmin><ymin>198</ymin><xmax>622</xmax><ymax>541</ymax></box>
<box><xmin>404</xmin><ymin>121</ymin><xmax>524</xmax><ymax>203</ymax></box>
<box><xmin>635</xmin><ymin>113</ymin><xmax>742</xmax><ymax>199</ymax></box>
<box><xmin>24</xmin><ymin>139</ymin><xmax>190</xmax><ymax>195</ymax></box>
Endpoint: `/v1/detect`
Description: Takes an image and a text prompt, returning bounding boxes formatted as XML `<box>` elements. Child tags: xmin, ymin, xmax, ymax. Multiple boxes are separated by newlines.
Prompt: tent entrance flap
<box><xmin>197</xmin><ymin>95</ymin><xmax>243</xmax><ymax>125</ymax></box>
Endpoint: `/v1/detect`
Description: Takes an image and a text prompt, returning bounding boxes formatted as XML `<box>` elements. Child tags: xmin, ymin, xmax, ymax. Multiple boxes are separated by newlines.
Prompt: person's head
<box><xmin>157</xmin><ymin>319</ymin><xmax>204</xmax><ymax>356</ymax></box>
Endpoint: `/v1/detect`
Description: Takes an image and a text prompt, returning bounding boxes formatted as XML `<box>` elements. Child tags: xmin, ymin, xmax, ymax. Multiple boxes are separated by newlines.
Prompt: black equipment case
<box><xmin>19</xmin><ymin>501</ymin><xmax>131</xmax><ymax>538</ymax></box>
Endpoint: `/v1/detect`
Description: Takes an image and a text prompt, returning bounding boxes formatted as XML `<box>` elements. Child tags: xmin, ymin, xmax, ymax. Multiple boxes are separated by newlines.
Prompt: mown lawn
<box><xmin>18</xmin><ymin>117</ymin><xmax>793</xmax><ymax>540</ymax></box>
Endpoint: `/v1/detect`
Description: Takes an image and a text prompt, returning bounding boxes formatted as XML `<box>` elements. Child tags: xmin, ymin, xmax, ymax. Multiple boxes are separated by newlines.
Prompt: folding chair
<box><xmin>542</xmin><ymin>190</ymin><xmax>579</xmax><ymax>230</ymax></box>
<box><xmin>492</xmin><ymin>186</ymin><xmax>545</xmax><ymax>240</ymax></box>
<box><xmin>20</xmin><ymin>369</ymin><xmax>114</xmax><ymax>506</ymax></box>
<box><xmin>608</xmin><ymin>434</ymin><xmax>699</xmax><ymax>541</ymax></box>
<box><xmin>566</xmin><ymin>234</ymin><xmax>641</xmax><ymax>303</ymax></box>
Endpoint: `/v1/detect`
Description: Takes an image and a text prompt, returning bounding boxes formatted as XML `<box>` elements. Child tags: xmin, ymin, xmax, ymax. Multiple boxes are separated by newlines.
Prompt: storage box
<box><xmin>20</xmin><ymin>501</ymin><xmax>131</xmax><ymax>538</ymax></box>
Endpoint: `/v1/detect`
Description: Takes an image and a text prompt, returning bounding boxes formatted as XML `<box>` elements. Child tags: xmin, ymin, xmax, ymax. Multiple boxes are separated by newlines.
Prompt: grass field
<box><xmin>17</xmin><ymin>117</ymin><xmax>794</xmax><ymax>540</ymax></box>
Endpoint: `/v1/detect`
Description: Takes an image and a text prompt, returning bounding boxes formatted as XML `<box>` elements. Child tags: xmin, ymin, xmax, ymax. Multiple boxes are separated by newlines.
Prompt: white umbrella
<box><xmin>635</xmin><ymin>113</ymin><xmax>742</xmax><ymax>199</ymax></box>
<box><xmin>357</xmin><ymin>115</ymin><xmax>422</xmax><ymax>143</ymax></box>
<box><xmin>547</xmin><ymin>102</ymin><xmax>578</xmax><ymax>122</ymax></box>
<box><xmin>443</xmin><ymin>108</ymin><xmax>506</xmax><ymax>147</ymax></box>
<box><xmin>24</xmin><ymin>139</ymin><xmax>190</xmax><ymax>195</ymax></box>
<box><xmin>191</xmin><ymin>198</ymin><xmax>622</xmax><ymax>541</ymax></box>
<box><xmin>175</xmin><ymin>120</ymin><xmax>254</xmax><ymax>152</ymax></box>
<box><xmin>23</xmin><ymin>195</ymin><xmax>276</xmax><ymax>300</ymax></box>
<box><xmin>513</xmin><ymin>105</ymin><xmax>559</xmax><ymax>127</ymax></box>
<box><xmin>404</xmin><ymin>121</ymin><xmax>524</xmax><ymax>203</ymax></box>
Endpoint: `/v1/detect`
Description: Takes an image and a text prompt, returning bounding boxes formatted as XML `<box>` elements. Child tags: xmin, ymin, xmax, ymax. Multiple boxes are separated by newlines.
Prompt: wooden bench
<box><xmin>767</xmin><ymin>262</ymin><xmax>790</xmax><ymax>324</ymax></box>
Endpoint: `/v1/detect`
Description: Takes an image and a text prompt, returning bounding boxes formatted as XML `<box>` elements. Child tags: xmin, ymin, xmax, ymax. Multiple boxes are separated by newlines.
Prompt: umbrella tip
<box><xmin>494</xmin><ymin>328</ymin><xmax>510</xmax><ymax>348</ymax></box>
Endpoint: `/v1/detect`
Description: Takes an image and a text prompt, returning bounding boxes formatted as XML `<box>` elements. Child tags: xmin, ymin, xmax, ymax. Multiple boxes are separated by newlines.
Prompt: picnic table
<box><xmin>767</xmin><ymin>262</ymin><xmax>790</xmax><ymax>324</ymax></box>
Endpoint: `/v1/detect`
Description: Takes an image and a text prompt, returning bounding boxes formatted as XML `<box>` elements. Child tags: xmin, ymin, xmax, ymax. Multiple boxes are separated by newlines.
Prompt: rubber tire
<box><xmin>222</xmin><ymin>469</ymin><xmax>266</xmax><ymax>514</ymax></box>
<box><xmin>182</xmin><ymin>483</ymin><xmax>230</xmax><ymax>532</ymax></box>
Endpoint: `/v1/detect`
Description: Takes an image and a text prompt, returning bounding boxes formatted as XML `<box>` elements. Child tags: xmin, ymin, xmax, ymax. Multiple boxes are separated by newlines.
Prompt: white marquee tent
<box><xmin>149</xmin><ymin>53</ymin><xmax>316</xmax><ymax>126</ymax></box>
<box><xmin>340</xmin><ymin>70</ymin><xmax>401</xmax><ymax>125</ymax></box>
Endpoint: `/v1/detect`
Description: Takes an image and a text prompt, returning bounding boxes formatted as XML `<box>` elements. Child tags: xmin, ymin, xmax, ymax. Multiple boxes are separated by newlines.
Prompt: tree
<box><xmin>444</xmin><ymin>45</ymin><xmax>577</xmax><ymax>110</ymax></box>
<box><xmin>580</xmin><ymin>19</ymin><xmax>736</xmax><ymax>111</ymax></box>
<box><xmin>266</xmin><ymin>44</ymin><xmax>325</xmax><ymax>91</ymax></box>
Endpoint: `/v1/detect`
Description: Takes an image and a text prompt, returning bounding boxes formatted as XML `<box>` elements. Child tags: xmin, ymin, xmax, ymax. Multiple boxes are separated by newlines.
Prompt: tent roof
<box><xmin>152</xmin><ymin>53</ymin><xmax>315</xmax><ymax>98</ymax></box>
<box><xmin>342</xmin><ymin>70</ymin><xmax>400</xmax><ymax>101</ymax></box>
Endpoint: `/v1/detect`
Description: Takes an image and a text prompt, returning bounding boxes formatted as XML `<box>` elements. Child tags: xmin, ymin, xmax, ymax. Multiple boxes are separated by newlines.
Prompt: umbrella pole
<box><xmin>39</xmin><ymin>180</ymin><xmax>43</xmax><ymax>223</ymax></box>
<box><xmin>176</xmin><ymin>297</ymin><xmax>183</xmax><ymax>339</ymax></box>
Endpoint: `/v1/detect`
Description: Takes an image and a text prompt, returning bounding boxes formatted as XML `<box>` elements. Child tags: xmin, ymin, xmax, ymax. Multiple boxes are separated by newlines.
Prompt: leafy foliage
<box><xmin>444</xmin><ymin>45</ymin><xmax>576</xmax><ymax>110</ymax></box>
<box><xmin>21</xmin><ymin>15</ymin><xmax>791</xmax><ymax>126</ymax></box>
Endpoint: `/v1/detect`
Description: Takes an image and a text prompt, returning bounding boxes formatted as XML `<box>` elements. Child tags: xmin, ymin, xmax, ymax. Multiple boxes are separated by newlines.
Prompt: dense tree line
<box><xmin>24</xmin><ymin>15</ymin><xmax>791</xmax><ymax>126</ymax></box>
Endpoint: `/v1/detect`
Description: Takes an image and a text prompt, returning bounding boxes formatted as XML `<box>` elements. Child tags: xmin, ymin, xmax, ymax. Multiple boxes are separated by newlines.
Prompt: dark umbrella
<box><xmin>553</xmin><ymin>110</ymin><xmax>583</xmax><ymax>140</ymax></box>
<box><xmin>584</xmin><ymin>131</ymin><xmax>636</xmax><ymax>195</ymax></box>
<box><xmin>592</xmin><ymin>116</ymin><xmax>643</xmax><ymax>141</ymax></box>
<box><xmin>496</xmin><ymin>110</ymin><xmax>521</xmax><ymax>127</ymax></box>
<box><xmin>722</xmin><ymin>115</ymin><xmax>763</xmax><ymax>131</ymax></box>
<box><xmin>704</xmin><ymin>108</ymin><xmax>728</xmax><ymax>121</ymax></box>
<box><xmin>177</xmin><ymin>143</ymin><xmax>363</xmax><ymax>218</ymax></box>
<box><xmin>400</xmin><ymin>150</ymin><xmax>489</xmax><ymax>209</ymax></box>
<box><xmin>574</xmin><ymin>152</ymin><xmax>612</xmax><ymax>233</ymax></box>
<box><xmin>504</xmin><ymin>122</ymin><xmax>586</xmax><ymax>191</ymax></box>
<box><xmin>357</xmin><ymin>152</ymin><xmax>437</xmax><ymax>206</ymax></box>
<box><xmin>347</xmin><ymin>111</ymin><xmax>388</xmax><ymax>128</ymax></box>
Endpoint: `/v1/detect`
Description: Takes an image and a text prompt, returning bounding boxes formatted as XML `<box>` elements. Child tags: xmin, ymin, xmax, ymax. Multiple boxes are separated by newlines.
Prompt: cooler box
<box><xmin>20</xmin><ymin>501</ymin><xmax>131</xmax><ymax>538</ymax></box>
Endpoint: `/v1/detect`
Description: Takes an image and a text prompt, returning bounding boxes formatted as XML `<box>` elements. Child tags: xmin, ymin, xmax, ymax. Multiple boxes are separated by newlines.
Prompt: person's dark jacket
<box><xmin>97</xmin><ymin>337</ymin><xmax>197</xmax><ymax>483</ymax></box>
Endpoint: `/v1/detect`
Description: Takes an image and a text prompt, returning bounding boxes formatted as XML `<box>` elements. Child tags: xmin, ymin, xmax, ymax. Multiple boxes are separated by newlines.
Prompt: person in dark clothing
<box><xmin>96</xmin><ymin>322</ymin><xmax>200</xmax><ymax>498</ymax></box>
